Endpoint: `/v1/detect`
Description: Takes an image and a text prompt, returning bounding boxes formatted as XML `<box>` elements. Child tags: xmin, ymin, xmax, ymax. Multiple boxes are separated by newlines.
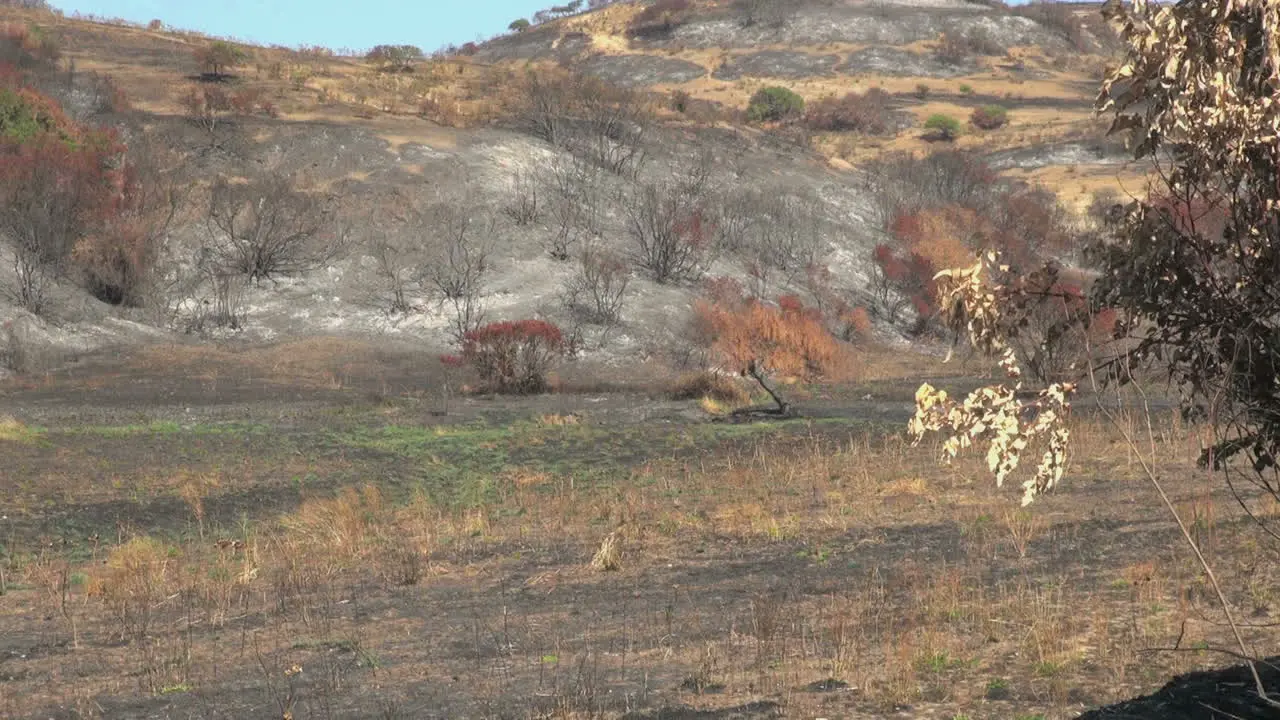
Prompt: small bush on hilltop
<box><xmin>970</xmin><ymin>104</ymin><xmax>1009</xmax><ymax>130</ymax></box>
<box><xmin>365</xmin><ymin>44</ymin><xmax>423</xmax><ymax>73</ymax></box>
<box><xmin>461</xmin><ymin>319</ymin><xmax>565</xmax><ymax>394</ymax></box>
<box><xmin>746</xmin><ymin>86</ymin><xmax>804</xmax><ymax>124</ymax></box>
<box><xmin>924</xmin><ymin>113</ymin><xmax>961</xmax><ymax>141</ymax></box>
<box><xmin>194</xmin><ymin>41</ymin><xmax>247</xmax><ymax>80</ymax></box>
<box><xmin>804</xmin><ymin>88</ymin><xmax>895</xmax><ymax>134</ymax></box>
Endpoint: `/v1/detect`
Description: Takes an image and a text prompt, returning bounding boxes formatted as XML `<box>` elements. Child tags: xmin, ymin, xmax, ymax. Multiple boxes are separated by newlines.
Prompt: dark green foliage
<box><xmin>746</xmin><ymin>86</ymin><xmax>804</xmax><ymax>124</ymax></box>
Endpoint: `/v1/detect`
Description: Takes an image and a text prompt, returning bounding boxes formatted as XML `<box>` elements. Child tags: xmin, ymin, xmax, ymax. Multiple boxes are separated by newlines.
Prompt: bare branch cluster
<box><xmin>205</xmin><ymin>173</ymin><xmax>349</xmax><ymax>283</ymax></box>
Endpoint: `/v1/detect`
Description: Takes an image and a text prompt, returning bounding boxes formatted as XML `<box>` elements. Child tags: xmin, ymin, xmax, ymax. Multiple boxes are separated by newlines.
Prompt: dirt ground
<box><xmin>1</xmin><ymin>340</ymin><xmax>1277</xmax><ymax>719</ymax></box>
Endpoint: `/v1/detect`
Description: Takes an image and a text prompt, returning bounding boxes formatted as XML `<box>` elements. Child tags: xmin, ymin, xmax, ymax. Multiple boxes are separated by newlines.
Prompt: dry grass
<box><xmin>0</xmin><ymin>414</ymin><xmax>40</xmax><ymax>443</ymax></box>
<box><xmin>124</xmin><ymin>337</ymin><xmax>402</xmax><ymax>391</ymax></box>
<box><xmin>2</xmin><ymin>405</ymin><xmax>1276</xmax><ymax>716</ymax></box>
<box><xmin>669</xmin><ymin>369</ymin><xmax>752</xmax><ymax>405</ymax></box>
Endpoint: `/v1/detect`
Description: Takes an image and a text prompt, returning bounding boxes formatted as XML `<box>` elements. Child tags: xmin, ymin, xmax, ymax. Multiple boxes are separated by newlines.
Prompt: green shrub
<box><xmin>924</xmin><ymin>113</ymin><xmax>961</xmax><ymax>141</ymax></box>
<box><xmin>970</xmin><ymin>104</ymin><xmax>1008</xmax><ymax>130</ymax></box>
<box><xmin>958</xmin><ymin>83</ymin><xmax>974</xmax><ymax>95</ymax></box>
<box><xmin>746</xmin><ymin>86</ymin><xmax>805</xmax><ymax>123</ymax></box>
<box><xmin>508</xmin><ymin>18</ymin><xmax>531</xmax><ymax>32</ymax></box>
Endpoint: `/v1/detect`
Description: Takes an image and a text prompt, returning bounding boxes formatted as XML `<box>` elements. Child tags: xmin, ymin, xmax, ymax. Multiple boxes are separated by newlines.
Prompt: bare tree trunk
<box><xmin>748</xmin><ymin>363</ymin><xmax>791</xmax><ymax>416</ymax></box>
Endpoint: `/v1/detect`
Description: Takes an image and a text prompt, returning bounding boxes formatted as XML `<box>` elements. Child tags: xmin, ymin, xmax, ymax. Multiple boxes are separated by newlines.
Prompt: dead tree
<box><xmin>422</xmin><ymin>204</ymin><xmax>494</xmax><ymax>342</ymax></box>
<box><xmin>520</xmin><ymin>68</ymin><xmax>651</xmax><ymax>177</ymax></box>
<box><xmin>541</xmin><ymin>153</ymin><xmax>604</xmax><ymax>261</ymax></box>
<box><xmin>625</xmin><ymin>165</ymin><xmax>716</xmax><ymax>284</ymax></box>
<box><xmin>205</xmin><ymin>173</ymin><xmax>349</xmax><ymax>283</ymax></box>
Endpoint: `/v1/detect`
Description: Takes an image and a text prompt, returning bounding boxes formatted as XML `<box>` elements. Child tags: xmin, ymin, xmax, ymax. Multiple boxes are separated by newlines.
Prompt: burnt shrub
<box><xmin>970</xmin><ymin>104</ymin><xmax>1009</xmax><ymax>130</ymax></box>
<box><xmin>629</xmin><ymin>0</ymin><xmax>692</xmax><ymax>37</ymax></box>
<box><xmin>1012</xmin><ymin>1</ymin><xmax>1088</xmax><ymax>51</ymax></box>
<box><xmin>804</xmin><ymin>88</ymin><xmax>896</xmax><ymax>134</ymax></box>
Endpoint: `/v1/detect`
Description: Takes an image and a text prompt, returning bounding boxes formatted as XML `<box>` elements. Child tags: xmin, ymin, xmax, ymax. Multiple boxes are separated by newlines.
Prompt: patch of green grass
<box><xmin>60</xmin><ymin>421</ymin><xmax>269</xmax><ymax>438</ymax></box>
<box><xmin>331</xmin><ymin>416</ymin><xmax>868</xmax><ymax>508</ymax></box>
<box><xmin>985</xmin><ymin>677</ymin><xmax>1011</xmax><ymax>700</ymax></box>
<box><xmin>1034</xmin><ymin>660</ymin><xmax>1064</xmax><ymax>677</ymax></box>
<box><xmin>158</xmin><ymin>683</ymin><xmax>192</xmax><ymax>695</ymax></box>
<box><xmin>918</xmin><ymin>651</ymin><xmax>966</xmax><ymax>672</ymax></box>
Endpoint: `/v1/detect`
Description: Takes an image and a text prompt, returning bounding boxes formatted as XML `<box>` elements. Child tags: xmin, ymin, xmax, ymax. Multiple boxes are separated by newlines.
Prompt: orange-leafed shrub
<box><xmin>874</xmin><ymin>203</ymin><xmax>981</xmax><ymax>332</ymax></box>
<box><xmin>842</xmin><ymin>306</ymin><xmax>873</xmax><ymax>341</ymax></box>
<box><xmin>888</xmin><ymin>204</ymin><xmax>979</xmax><ymax>272</ymax></box>
<box><xmin>693</xmin><ymin>286</ymin><xmax>844</xmax><ymax>414</ymax></box>
<box><xmin>461</xmin><ymin>320</ymin><xmax>566</xmax><ymax>394</ymax></box>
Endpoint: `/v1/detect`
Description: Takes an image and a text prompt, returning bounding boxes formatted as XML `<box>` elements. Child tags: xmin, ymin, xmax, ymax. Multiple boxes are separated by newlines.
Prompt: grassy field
<box><xmin>1</xmin><ymin>349</ymin><xmax>1276</xmax><ymax>719</ymax></box>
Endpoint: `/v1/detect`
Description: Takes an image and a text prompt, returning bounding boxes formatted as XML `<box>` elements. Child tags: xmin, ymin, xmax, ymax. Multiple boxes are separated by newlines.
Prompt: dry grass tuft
<box><xmin>590</xmin><ymin>529</ymin><xmax>623</xmax><ymax>571</ymax></box>
<box><xmin>670</xmin><ymin>370</ymin><xmax>751</xmax><ymax>405</ymax></box>
<box><xmin>0</xmin><ymin>414</ymin><xmax>39</xmax><ymax>443</ymax></box>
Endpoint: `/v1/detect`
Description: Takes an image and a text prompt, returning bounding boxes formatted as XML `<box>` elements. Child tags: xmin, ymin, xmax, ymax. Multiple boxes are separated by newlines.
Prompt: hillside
<box><xmin>0</xmin><ymin>0</ymin><xmax>1144</xmax><ymax>379</ymax></box>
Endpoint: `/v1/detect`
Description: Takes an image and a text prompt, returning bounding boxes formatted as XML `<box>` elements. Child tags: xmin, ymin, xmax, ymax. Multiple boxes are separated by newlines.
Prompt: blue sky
<box><xmin>51</xmin><ymin>1</ymin><xmax>556</xmax><ymax>53</ymax></box>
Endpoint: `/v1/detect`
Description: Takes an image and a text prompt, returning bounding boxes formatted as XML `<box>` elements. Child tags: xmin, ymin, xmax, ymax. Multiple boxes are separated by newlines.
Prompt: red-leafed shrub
<box><xmin>73</xmin><ymin>138</ymin><xmax>183</xmax><ymax>307</ymax></box>
<box><xmin>461</xmin><ymin>319</ymin><xmax>566</xmax><ymax>394</ymax></box>
<box><xmin>986</xmin><ymin>188</ymin><xmax>1073</xmax><ymax>267</ymax></box>
<box><xmin>0</xmin><ymin>56</ymin><xmax>171</xmax><ymax>313</ymax></box>
<box><xmin>1144</xmin><ymin>191</ymin><xmax>1229</xmax><ymax>241</ymax></box>
<box><xmin>871</xmin><ymin>242</ymin><xmax>939</xmax><ymax>334</ymax></box>
<box><xmin>0</xmin><ymin>74</ymin><xmax>137</xmax><ymax>312</ymax></box>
